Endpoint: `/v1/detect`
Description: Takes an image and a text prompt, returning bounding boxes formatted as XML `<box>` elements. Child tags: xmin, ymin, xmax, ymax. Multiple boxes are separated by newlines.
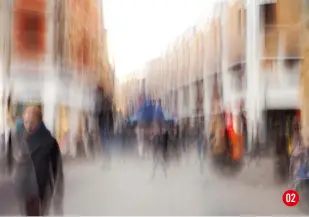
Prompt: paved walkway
<box><xmin>0</xmin><ymin>151</ymin><xmax>303</xmax><ymax>215</ymax></box>
<box><xmin>63</xmin><ymin>154</ymin><xmax>301</xmax><ymax>216</ymax></box>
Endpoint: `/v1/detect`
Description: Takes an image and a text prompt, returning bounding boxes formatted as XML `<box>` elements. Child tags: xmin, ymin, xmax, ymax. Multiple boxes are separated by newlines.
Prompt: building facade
<box><xmin>0</xmin><ymin>0</ymin><xmax>113</xmax><ymax>156</ymax></box>
<box><xmin>124</xmin><ymin>0</ymin><xmax>302</xmax><ymax>148</ymax></box>
<box><xmin>117</xmin><ymin>69</ymin><xmax>145</xmax><ymax>116</ymax></box>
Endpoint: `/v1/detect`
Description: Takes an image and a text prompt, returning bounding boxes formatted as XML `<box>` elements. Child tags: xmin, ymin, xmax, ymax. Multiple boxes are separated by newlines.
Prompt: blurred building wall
<box><xmin>120</xmin><ymin>70</ymin><xmax>145</xmax><ymax>116</ymax></box>
<box><xmin>59</xmin><ymin>0</ymin><xmax>113</xmax><ymax>156</ymax></box>
<box><xmin>0</xmin><ymin>0</ymin><xmax>113</xmax><ymax>156</ymax></box>
<box><xmin>301</xmin><ymin>0</ymin><xmax>309</xmax><ymax>146</ymax></box>
<box><xmin>117</xmin><ymin>0</ymin><xmax>302</xmax><ymax>138</ymax></box>
<box><xmin>260</xmin><ymin>0</ymin><xmax>301</xmax><ymax>110</ymax></box>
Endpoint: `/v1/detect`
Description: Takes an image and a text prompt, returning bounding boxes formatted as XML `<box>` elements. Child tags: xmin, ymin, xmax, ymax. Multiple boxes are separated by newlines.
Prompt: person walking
<box><xmin>196</xmin><ymin>126</ymin><xmax>205</xmax><ymax>173</ymax></box>
<box><xmin>151</xmin><ymin>121</ymin><xmax>168</xmax><ymax>179</ymax></box>
<box><xmin>6</xmin><ymin>105</ymin><xmax>64</xmax><ymax>216</ymax></box>
<box><xmin>181</xmin><ymin>123</ymin><xmax>188</xmax><ymax>153</ymax></box>
<box><xmin>99</xmin><ymin>111</ymin><xmax>112</xmax><ymax>169</ymax></box>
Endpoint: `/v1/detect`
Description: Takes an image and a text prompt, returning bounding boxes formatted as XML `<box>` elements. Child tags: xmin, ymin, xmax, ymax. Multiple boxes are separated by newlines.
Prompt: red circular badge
<box><xmin>282</xmin><ymin>189</ymin><xmax>299</xmax><ymax>206</ymax></box>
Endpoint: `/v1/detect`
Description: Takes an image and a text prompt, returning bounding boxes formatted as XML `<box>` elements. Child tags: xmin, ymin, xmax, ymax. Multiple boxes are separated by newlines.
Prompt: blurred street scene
<box><xmin>1</xmin><ymin>0</ymin><xmax>309</xmax><ymax>215</ymax></box>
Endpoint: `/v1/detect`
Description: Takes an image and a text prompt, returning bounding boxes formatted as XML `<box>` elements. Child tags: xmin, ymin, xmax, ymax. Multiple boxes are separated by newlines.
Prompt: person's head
<box><xmin>23</xmin><ymin>105</ymin><xmax>42</xmax><ymax>134</ymax></box>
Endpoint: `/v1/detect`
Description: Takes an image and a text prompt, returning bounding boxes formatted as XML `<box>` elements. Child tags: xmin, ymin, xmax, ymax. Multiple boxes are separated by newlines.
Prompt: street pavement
<box><xmin>63</xmin><ymin>150</ymin><xmax>302</xmax><ymax>216</ymax></box>
<box><xmin>0</xmin><ymin>148</ymin><xmax>304</xmax><ymax>215</ymax></box>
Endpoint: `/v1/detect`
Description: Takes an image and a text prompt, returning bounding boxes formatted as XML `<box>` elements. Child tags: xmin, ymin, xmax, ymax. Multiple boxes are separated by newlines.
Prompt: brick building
<box><xmin>0</xmin><ymin>0</ymin><xmax>113</xmax><ymax>156</ymax></box>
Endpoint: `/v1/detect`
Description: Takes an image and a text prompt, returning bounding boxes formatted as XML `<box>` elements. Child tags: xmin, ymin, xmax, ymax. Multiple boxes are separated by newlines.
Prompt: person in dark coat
<box><xmin>99</xmin><ymin>110</ymin><xmax>112</xmax><ymax>169</ymax></box>
<box><xmin>7</xmin><ymin>105</ymin><xmax>64</xmax><ymax>216</ymax></box>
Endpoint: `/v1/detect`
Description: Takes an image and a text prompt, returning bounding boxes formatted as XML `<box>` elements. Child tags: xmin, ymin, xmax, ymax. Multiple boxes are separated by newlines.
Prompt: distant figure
<box><xmin>176</xmin><ymin>124</ymin><xmax>180</xmax><ymax>139</ymax></box>
<box><xmin>151</xmin><ymin>121</ymin><xmax>167</xmax><ymax>179</ymax></box>
<box><xmin>136</xmin><ymin>126</ymin><xmax>144</xmax><ymax>157</ymax></box>
<box><xmin>181</xmin><ymin>126</ymin><xmax>187</xmax><ymax>153</ymax></box>
<box><xmin>7</xmin><ymin>105</ymin><xmax>64</xmax><ymax>216</ymax></box>
<box><xmin>197</xmin><ymin>126</ymin><xmax>205</xmax><ymax>173</ymax></box>
<box><xmin>99</xmin><ymin>110</ymin><xmax>112</xmax><ymax>169</ymax></box>
<box><xmin>162</xmin><ymin>127</ymin><xmax>169</xmax><ymax>162</ymax></box>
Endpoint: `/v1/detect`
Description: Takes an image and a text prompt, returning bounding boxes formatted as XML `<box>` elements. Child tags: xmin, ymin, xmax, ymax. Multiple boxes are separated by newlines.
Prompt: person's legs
<box><xmin>105</xmin><ymin>131</ymin><xmax>111</xmax><ymax>168</ymax></box>
<box><xmin>101</xmin><ymin>128</ymin><xmax>111</xmax><ymax>169</ymax></box>
<box><xmin>24</xmin><ymin>196</ymin><xmax>42</xmax><ymax>216</ymax></box>
<box><xmin>100</xmin><ymin>128</ymin><xmax>105</xmax><ymax>153</ymax></box>
<box><xmin>161</xmin><ymin>152</ymin><xmax>168</xmax><ymax>178</ymax></box>
<box><xmin>163</xmin><ymin>143</ymin><xmax>168</xmax><ymax>167</ymax></box>
<box><xmin>121</xmin><ymin>131</ymin><xmax>125</xmax><ymax>154</ymax></box>
<box><xmin>197</xmin><ymin>138</ymin><xmax>205</xmax><ymax>159</ymax></box>
<box><xmin>41</xmin><ymin>195</ymin><xmax>52</xmax><ymax>216</ymax></box>
<box><xmin>198</xmin><ymin>144</ymin><xmax>204</xmax><ymax>174</ymax></box>
<box><xmin>82</xmin><ymin>130</ymin><xmax>90</xmax><ymax>158</ymax></box>
<box><xmin>152</xmin><ymin>146</ymin><xmax>160</xmax><ymax>179</ymax></box>
<box><xmin>182</xmin><ymin>137</ymin><xmax>187</xmax><ymax>153</ymax></box>
<box><xmin>152</xmin><ymin>154</ymin><xmax>158</xmax><ymax>179</ymax></box>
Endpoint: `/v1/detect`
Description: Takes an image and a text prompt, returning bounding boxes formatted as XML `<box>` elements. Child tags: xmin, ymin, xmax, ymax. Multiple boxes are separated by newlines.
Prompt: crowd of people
<box><xmin>0</xmin><ymin>101</ymin><xmax>210</xmax><ymax>216</ymax></box>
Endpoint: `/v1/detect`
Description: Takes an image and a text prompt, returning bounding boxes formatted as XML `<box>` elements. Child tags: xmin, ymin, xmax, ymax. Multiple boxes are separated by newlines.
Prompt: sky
<box><xmin>103</xmin><ymin>0</ymin><xmax>220</xmax><ymax>78</ymax></box>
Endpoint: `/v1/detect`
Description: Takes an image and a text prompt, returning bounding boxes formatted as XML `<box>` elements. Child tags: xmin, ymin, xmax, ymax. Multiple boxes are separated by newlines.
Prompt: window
<box><xmin>262</xmin><ymin>3</ymin><xmax>276</xmax><ymax>25</ymax></box>
<box><xmin>24</xmin><ymin>14</ymin><xmax>40</xmax><ymax>50</ymax></box>
<box><xmin>14</xmin><ymin>10</ymin><xmax>45</xmax><ymax>56</ymax></box>
<box><xmin>14</xmin><ymin>0</ymin><xmax>46</xmax><ymax>56</ymax></box>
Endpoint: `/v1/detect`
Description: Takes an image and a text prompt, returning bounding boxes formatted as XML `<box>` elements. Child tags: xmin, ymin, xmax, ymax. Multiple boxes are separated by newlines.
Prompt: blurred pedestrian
<box><xmin>121</xmin><ymin>120</ymin><xmax>126</xmax><ymax>151</ymax></box>
<box><xmin>99</xmin><ymin>111</ymin><xmax>112</xmax><ymax>169</ymax></box>
<box><xmin>181</xmin><ymin>123</ymin><xmax>188</xmax><ymax>153</ymax></box>
<box><xmin>151</xmin><ymin>121</ymin><xmax>167</xmax><ymax>179</ymax></box>
<box><xmin>7</xmin><ymin>105</ymin><xmax>64</xmax><ymax>216</ymax></box>
<box><xmin>162</xmin><ymin>126</ymin><xmax>169</xmax><ymax>162</ymax></box>
<box><xmin>196</xmin><ymin>126</ymin><xmax>205</xmax><ymax>173</ymax></box>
